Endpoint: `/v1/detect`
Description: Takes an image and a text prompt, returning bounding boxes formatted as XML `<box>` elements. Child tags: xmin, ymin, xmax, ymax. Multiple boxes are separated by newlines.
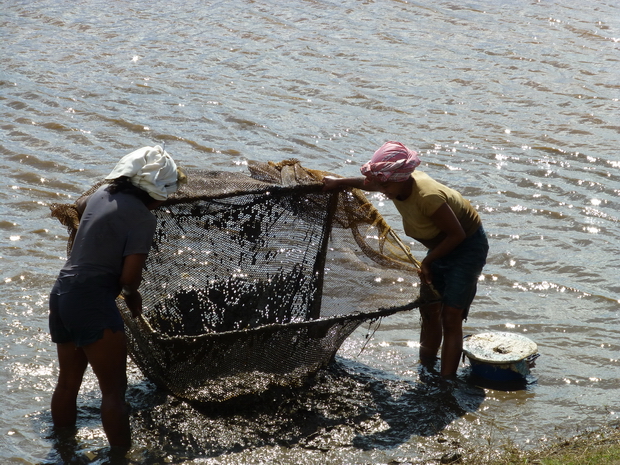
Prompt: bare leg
<box><xmin>82</xmin><ymin>328</ymin><xmax>131</xmax><ymax>449</ymax></box>
<box><xmin>419</xmin><ymin>301</ymin><xmax>443</xmax><ymax>367</ymax></box>
<box><xmin>52</xmin><ymin>342</ymin><xmax>88</xmax><ymax>428</ymax></box>
<box><xmin>439</xmin><ymin>305</ymin><xmax>464</xmax><ymax>378</ymax></box>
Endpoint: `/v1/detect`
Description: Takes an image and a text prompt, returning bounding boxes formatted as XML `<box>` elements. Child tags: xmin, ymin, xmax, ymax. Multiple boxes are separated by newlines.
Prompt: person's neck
<box><xmin>395</xmin><ymin>177</ymin><xmax>414</xmax><ymax>201</ymax></box>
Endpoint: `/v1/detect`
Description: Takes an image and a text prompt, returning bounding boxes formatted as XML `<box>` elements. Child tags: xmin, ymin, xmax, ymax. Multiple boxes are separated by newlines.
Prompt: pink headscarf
<box><xmin>360</xmin><ymin>141</ymin><xmax>421</xmax><ymax>183</ymax></box>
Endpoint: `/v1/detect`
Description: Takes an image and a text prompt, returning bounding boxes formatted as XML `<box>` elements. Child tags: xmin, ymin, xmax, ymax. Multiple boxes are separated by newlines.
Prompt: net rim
<box><xmin>130</xmin><ymin>298</ymin><xmax>429</xmax><ymax>342</ymax></box>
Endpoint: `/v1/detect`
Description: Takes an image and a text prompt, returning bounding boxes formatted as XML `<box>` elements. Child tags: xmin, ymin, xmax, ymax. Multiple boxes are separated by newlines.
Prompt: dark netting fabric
<box><xmin>51</xmin><ymin>160</ymin><xmax>432</xmax><ymax>403</ymax></box>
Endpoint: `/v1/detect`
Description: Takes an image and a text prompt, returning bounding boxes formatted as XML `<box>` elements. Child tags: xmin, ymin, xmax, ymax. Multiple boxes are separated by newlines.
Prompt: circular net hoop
<box><xmin>51</xmin><ymin>160</ymin><xmax>429</xmax><ymax>403</ymax></box>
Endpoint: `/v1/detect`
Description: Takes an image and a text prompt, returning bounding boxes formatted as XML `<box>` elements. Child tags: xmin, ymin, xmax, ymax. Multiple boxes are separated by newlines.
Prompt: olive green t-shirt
<box><xmin>392</xmin><ymin>171</ymin><xmax>481</xmax><ymax>248</ymax></box>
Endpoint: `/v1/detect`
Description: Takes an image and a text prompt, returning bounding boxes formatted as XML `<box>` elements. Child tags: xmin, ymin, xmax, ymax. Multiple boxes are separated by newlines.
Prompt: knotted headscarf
<box><xmin>360</xmin><ymin>141</ymin><xmax>421</xmax><ymax>183</ymax></box>
<box><xmin>105</xmin><ymin>145</ymin><xmax>183</xmax><ymax>200</ymax></box>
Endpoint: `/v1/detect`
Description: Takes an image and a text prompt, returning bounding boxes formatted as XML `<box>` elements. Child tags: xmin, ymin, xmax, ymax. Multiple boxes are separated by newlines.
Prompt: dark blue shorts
<box><xmin>421</xmin><ymin>226</ymin><xmax>489</xmax><ymax>320</ymax></box>
<box><xmin>49</xmin><ymin>274</ymin><xmax>124</xmax><ymax>347</ymax></box>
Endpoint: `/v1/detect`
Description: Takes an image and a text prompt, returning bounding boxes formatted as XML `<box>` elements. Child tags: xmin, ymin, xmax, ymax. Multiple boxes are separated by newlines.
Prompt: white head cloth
<box><xmin>105</xmin><ymin>145</ymin><xmax>179</xmax><ymax>201</ymax></box>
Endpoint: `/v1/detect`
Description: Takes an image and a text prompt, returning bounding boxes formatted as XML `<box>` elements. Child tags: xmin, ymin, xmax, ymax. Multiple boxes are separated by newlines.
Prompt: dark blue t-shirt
<box><xmin>58</xmin><ymin>184</ymin><xmax>157</xmax><ymax>281</ymax></box>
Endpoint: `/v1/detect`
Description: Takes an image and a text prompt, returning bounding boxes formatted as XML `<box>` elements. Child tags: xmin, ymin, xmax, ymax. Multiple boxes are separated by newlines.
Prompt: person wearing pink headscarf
<box><xmin>323</xmin><ymin>141</ymin><xmax>488</xmax><ymax>379</ymax></box>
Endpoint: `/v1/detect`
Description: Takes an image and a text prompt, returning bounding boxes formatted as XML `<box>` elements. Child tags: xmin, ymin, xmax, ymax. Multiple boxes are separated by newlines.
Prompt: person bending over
<box><xmin>49</xmin><ymin>146</ymin><xmax>185</xmax><ymax>449</ymax></box>
<box><xmin>323</xmin><ymin>141</ymin><xmax>488</xmax><ymax>378</ymax></box>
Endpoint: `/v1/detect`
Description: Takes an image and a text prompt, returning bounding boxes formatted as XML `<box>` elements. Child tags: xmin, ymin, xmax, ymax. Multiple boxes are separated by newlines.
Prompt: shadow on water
<box><xmin>37</xmin><ymin>357</ymin><xmax>485</xmax><ymax>464</ymax></box>
<box><xmin>348</xmin><ymin>366</ymin><xmax>487</xmax><ymax>451</ymax></box>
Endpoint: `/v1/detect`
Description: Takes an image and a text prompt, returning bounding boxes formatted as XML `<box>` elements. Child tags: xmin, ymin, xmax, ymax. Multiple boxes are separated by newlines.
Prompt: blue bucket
<box><xmin>463</xmin><ymin>332</ymin><xmax>539</xmax><ymax>382</ymax></box>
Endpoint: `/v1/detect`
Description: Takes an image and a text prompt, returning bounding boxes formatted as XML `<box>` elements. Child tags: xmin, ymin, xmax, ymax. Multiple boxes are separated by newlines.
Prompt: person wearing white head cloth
<box><xmin>105</xmin><ymin>145</ymin><xmax>183</xmax><ymax>201</ymax></box>
<box><xmin>48</xmin><ymin>146</ymin><xmax>184</xmax><ymax>449</ymax></box>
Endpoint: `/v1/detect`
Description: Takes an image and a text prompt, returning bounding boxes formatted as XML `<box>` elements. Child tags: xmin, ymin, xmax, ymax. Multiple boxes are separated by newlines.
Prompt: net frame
<box><xmin>51</xmin><ymin>159</ymin><xmax>433</xmax><ymax>403</ymax></box>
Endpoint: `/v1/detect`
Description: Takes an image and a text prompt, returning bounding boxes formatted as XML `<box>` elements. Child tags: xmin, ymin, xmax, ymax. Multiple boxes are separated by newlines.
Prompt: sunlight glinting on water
<box><xmin>1</xmin><ymin>0</ymin><xmax>619</xmax><ymax>463</ymax></box>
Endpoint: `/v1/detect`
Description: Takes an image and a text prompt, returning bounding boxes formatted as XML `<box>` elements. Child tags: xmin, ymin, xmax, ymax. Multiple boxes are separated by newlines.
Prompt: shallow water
<box><xmin>2</xmin><ymin>0</ymin><xmax>619</xmax><ymax>463</ymax></box>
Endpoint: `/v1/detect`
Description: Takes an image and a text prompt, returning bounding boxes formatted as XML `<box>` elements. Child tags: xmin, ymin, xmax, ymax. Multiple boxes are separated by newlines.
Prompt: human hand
<box><xmin>420</xmin><ymin>259</ymin><xmax>433</xmax><ymax>286</ymax></box>
<box><xmin>322</xmin><ymin>176</ymin><xmax>341</xmax><ymax>191</ymax></box>
<box><xmin>122</xmin><ymin>291</ymin><xmax>143</xmax><ymax>318</ymax></box>
<box><xmin>130</xmin><ymin>304</ymin><xmax>143</xmax><ymax>318</ymax></box>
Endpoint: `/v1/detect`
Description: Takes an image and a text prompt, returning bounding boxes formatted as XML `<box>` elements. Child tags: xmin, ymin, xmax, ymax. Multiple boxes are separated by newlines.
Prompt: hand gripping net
<box><xmin>51</xmin><ymin>160</ymin><xmax>429</xmax><ymax>403</ymax></box>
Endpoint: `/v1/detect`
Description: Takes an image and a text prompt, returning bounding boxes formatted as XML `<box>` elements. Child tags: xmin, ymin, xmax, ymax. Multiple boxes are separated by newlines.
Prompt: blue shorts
<box><xmin>421</xmin><ymin>226</ymin><xmax>489</xmax><ymax>320</ymax></box>
<box><xmin>49</xmin><ymin>274</ymin><xmax>124</xmax><ymax>347</ymax></box>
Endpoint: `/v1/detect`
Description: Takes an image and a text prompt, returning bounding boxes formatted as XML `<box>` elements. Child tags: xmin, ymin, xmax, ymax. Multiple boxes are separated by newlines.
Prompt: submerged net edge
<box><xmin>119</xmin><ymin>297</ymin><xmax>423</xmax><ymax>403</ymax></box>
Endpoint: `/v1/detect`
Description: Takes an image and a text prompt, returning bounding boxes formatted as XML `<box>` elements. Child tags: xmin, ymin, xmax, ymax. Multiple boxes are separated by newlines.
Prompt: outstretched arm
<box><xmin>323</xmin><ymin>176</ymin><xmax>382</xmax><ymax>192</ymax></box>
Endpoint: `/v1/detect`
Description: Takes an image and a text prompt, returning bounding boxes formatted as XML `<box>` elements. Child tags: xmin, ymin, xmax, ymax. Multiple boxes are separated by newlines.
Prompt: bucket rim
<box><xmin>463</xmin><ymin>331</ymin><xmax>538</xmax><ymax>364</ymax></box>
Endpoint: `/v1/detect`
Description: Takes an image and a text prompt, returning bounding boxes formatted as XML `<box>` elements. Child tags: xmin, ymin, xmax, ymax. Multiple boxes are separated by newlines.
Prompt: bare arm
<box><xmin>322</xmin><ymin>176</ymin><xmax>383</xmax><ymax>192</ymax></box>
<box><xmin>119</xmin><ymin>253</ymin><xmax>148</xmax><ymax>317</ymax></box>
<box><xmin>420</xmin><ymin>203</ymin><xmax>466</xmax><ymax>285</ymax></box>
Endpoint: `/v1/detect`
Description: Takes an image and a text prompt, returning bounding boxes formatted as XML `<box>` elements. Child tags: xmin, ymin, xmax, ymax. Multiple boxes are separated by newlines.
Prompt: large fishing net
<box><xmin>51</xmin><ymin>160</ymin><xmax>433</xmax><ymax>403</ymax></box>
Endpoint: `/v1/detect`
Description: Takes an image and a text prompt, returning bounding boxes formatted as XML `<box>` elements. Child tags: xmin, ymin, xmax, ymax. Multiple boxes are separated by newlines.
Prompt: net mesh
<box><xmin>51</xmin><ymin>159</ymin><xmax>430</xmax><ymax>403</ymax></box>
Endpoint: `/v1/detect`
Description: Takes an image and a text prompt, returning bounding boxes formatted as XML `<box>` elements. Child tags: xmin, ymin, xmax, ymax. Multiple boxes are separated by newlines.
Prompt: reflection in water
<box><xmin>42</xmin><ymin>427</ymin><xmax>130</xmax><ymax>465</ymax></box>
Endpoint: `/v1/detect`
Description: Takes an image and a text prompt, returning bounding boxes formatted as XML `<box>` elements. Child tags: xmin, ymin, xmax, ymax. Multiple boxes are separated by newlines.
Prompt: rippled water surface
<box><xmin>2</xmin><ymin>0</ymin><xmax>619</xmax><ymax>463</ymax></box>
